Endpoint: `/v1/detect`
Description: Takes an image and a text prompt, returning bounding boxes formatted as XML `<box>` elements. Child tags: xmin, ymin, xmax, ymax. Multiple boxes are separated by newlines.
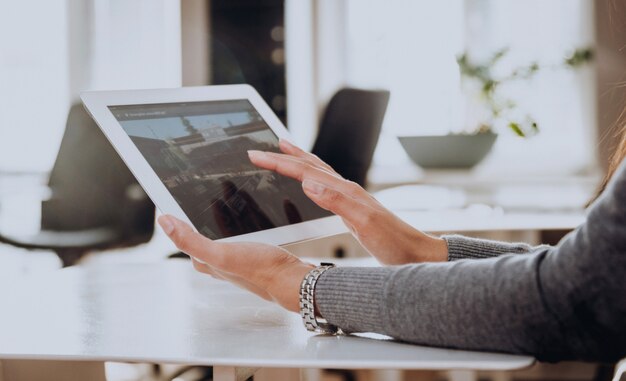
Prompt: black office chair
<box><xmin>312</xmin><ymin>87</ymin><xmax>390</xmax><ymax>186</ymax></box>
<box><xmin>312</xmin><ymin>88</ymin><xmax>388</xmax><ymax>381</ymax></box>
<box><xmin>0</xmin><ymin>104</ymin><xmax>155</xmax><ymax>267</ymax></box>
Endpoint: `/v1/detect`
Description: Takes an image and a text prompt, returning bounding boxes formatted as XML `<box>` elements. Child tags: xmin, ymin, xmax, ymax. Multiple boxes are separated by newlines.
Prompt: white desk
<box><xmin>0</xmin><ymin>261</ymin><xmax>534</xmax><ymax>380</ymax></box>
<box><xmin>373</xmin><ymin>181</ymin><xmax>589</xmax><ymax>234</ymax></box>
<box><xmin>395</xmin><ymin>209</ymin><xmax>585</xmax><ymax>233</ymax></box>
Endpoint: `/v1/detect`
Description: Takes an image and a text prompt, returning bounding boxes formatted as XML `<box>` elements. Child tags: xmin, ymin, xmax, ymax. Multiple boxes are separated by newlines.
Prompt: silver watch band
<box><xmin>299</xmin><ymin>262</ymin><xmax>339</xmax><ymax>334</ymax></box>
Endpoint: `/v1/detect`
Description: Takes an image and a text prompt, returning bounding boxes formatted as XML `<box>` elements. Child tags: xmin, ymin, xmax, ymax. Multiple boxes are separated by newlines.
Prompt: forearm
<box><xmin>316</xmin><ymin>248</ymin><xmax>625</xmax><ymax>362</ymax></box>
<box><xmin>316</xmin><ymin>160</ymin><xmax>626</xmax><ymax>361</ymax></box>
<box><xmin>316</xmin><ymin>253</ymin><xmax>573</xmax><ymax>361</ymax></box>
<box><xmin>443</xmin><ymin>234</ymin><xmax>549</xmax><ymax>261</ymax></box>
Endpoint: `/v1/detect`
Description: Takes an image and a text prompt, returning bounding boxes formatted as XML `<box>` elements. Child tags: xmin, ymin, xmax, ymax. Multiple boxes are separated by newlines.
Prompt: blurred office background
<box><xmin>1</xmin><ymin>1</ymin><xmax>626</xmax><ymax>380</ymax></box>
<box><xmin>3</xmin><ymin>0</ymin><xmax>625</xmax><ymax>178</ymax></box>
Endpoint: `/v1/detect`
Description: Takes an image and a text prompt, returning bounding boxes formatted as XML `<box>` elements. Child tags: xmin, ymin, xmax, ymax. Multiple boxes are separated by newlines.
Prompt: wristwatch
<box><xmin>299</xmin><ymin>262</ymin><xmax>339</xmax><ymax>334</ymax></box>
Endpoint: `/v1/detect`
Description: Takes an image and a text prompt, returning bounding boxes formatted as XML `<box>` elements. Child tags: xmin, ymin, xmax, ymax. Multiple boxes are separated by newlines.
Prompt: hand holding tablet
<box><xmin>155</xmin><ymin>137</ymin><xmax>447</xmax><ymax>314</ymax></box>
<box><xmin>82</xmin><ymin>85</ymin><xmax>345</xmax><ymax>245</ymax></box>
<box><xmin>247</xmin><ymin>139</ymin><xmax>448</xmax><ymax>265</ymax></box>
<box><xmin>82</xmin><ymin>84</ymin><xmax>445</xmax><ymax>264</ymax></box>
<box><xmin>81</xmin><ymin>84</ymin><xmax>446</xmax><ymax>329</ymax></box>
<box><xmin>158</xmin><ymin>213</ymin><xmax>314</xmax><ymax>313</ymax></box>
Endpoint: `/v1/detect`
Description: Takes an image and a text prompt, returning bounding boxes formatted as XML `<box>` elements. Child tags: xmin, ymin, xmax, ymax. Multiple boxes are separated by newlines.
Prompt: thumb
<box><xmin>158</xmin><ymin>215</ymin><xmax>214</xmax><ymax>259</ymax></box>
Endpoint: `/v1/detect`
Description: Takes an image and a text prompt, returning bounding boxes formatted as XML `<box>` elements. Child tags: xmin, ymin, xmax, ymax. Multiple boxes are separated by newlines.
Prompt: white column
<box><xmin>314</xmin><ymin>0</ymin><xmax>348</xmax><ymax>115</ymax></box>
<box><xmin>0</xmin><ymin>0</ymin><xmax>69</xmax><ymax>172</ymax></box>
<box><xmin>68</xmin><ymin>0</ymin><xmax>182</xmax><ymax>100</ymax></box>
<box><xmin>285</xmin><ymin>0</ymin><xmax>348</xmax><ymax>150</ymax></box>
<box><xmin>285</xmin><ymin>0</ymin><xmax>317</xmax><ymax>149</ymax></box>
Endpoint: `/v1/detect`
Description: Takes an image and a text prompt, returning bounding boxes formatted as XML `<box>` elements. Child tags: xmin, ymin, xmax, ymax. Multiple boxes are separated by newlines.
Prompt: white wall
<box><xmin>284</xmin><ymin>0</ymin><xmax>317</xmax><ymax>148</ymax></box>
<box><xmin>71</xmin><ymin>0</ymin><xmax>182</xmax><ymax>97</ymax></box>
<box><xmin>285</xmin><ymin>0</ymin><xmax>349</xmax><ymax>150</ymax></box>
<box><xmin>0</xmin><ymin>1</ymin><xmax>69</xmax><ymax>173</ymax></box>
<box><xmin>0</xmin><ymin>0</ymin><xmax>182</xmax><ymax>173</ymax></box>
<box><xmin>181</xmin><ymin>0</ymin><xmax>210</xmax><ymax>86</ymax></box>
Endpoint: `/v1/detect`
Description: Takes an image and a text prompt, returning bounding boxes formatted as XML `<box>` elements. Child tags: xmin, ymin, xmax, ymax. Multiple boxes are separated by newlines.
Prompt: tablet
<box><xmin>81</xmin><ymin>85</ymin><xmax>346</xmax><ymax>245</ymax></box>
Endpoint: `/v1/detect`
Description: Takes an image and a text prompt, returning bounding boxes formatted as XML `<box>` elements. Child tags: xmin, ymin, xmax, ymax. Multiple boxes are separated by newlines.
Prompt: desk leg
<box><xmin>255</xmin><ymin>368</ymin><xmax>302</xmax><ymax>381</ymax></box>
<box><xmin>213</xmin><ymin>365</ymin><xmax>258</xmax><ymax>381</ymax></box>
<box><xmin>445</xmin><ymin>370</ymin><xmax>478</xmax><ymax>381</ymax></box>
<box><xmin>0</xmin><ymin>360</ymin><xmax>106</xmax><ymax>381</ymax></box>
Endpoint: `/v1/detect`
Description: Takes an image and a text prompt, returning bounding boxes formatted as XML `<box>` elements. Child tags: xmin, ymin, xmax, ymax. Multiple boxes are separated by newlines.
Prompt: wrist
<box><xmin>428</xmin><ymin>235</ymin><xmax>449</xmax><ymax>262</ymax></box>
<box><xmin>267</xmin><ymin>261</ymin><xmax>315</xmax><ymax>313</ymax></box>
<box><xmin>411</xmin><ymin>231</ymin><xmax>448</xmax><ymax>263</ymax></box>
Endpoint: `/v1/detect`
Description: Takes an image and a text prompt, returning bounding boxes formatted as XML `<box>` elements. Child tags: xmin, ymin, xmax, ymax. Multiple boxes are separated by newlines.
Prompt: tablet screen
<box><xmin>108</xmin><ymin>100</ymin><xmax>331</xmax><ymax>239</ymax></box>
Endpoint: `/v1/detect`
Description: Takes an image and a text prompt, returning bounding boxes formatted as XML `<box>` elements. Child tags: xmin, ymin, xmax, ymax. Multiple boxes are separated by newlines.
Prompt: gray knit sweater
<box><xmin>316</xmin><ymin>159</ymin><xmax>626</xmax><ymax>362</ymax></box>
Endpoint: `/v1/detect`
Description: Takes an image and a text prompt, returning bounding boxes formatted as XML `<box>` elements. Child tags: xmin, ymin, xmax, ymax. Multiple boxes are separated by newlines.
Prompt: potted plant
<box><xmin>399</xmin><ymin>47</ymin><xmax>593</xmax><ymax>169</ymax></box>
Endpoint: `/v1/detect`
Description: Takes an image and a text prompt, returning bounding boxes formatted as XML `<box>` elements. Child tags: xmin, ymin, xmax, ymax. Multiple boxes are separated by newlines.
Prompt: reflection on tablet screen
<box><xmin>108</xmin><ymin>100</ymin><xmax>331</xmax><ymax>239</ymax></box>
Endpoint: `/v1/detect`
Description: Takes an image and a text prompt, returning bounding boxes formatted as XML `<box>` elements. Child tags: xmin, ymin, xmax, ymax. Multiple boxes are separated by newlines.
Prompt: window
<box><xmin>0</xmin><ymin>0</ymin><xmax>181</xmax><ymax>174</ymax></box>
<box><xmin>343</xmin><ymin>0</ymin><xmax>595</xmax><ymax>176</ymax></box>
<box><xmin>0</xmin><ymin>1</ymin><xmax>69</xmax><ymax>173</ymax></box>
<box><xmin>345</xmin><ymin>0</ymin><xmax>464</xmax><ymax>166</ymax></box>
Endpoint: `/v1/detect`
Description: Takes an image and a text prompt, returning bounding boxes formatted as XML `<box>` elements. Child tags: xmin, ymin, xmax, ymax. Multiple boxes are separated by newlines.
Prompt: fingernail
<box><xmin>303</xmin><ymin>179</ymin><xmax>325</xmax><ymax>195</ymax></box>
<box><xmin>247</xmin><ymin>150</ymin><xmax>266</xmax><ymax>160</ymax></box>
<box><xmin>158</xmin><ymin>215</ymin><xmax>175</xmax><ymax>235</ymax></box>
<box><xmin>193</xmin><ymin>257</ymin><xmax>208</xmax><ymax>265</ymax></box>
<box><xmin>280</xmin><ymin>138</ymin><xmax>295</xmax><ymax>148</ymax></box>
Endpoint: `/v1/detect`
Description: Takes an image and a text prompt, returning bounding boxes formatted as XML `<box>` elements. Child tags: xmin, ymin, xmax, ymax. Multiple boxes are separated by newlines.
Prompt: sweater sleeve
<box><xmin>443</xmin><ymin>234</ymin><xmax>548</xmax><ymax>261</ymax></box>
<box><xmin>315</xmin><ymin>160</ymin><xmax>626</xmax><ymax>362</ymax></box>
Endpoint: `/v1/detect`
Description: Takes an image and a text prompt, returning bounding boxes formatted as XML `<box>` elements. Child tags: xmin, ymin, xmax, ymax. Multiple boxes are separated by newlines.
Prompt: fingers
<box><xmin>277</xmin><ymin>138</ymin><xmax>304</xmax><ymax>156</ymax></box>
<box><xmin>249</xmin><ymin>150</ymin><xmax>334</xmax><ymax>181</ymax></box>
<box><xmin>158</xmin><ymin>215</ymin><xmax>216</xmax><ymax>258</ymax></box>
<box><xmin>192</xmin><ymin>258</ymin><xmax>225</xmax><ymax>280</ymax></box>
<box><xmin>278</xmin><ymin>139</ymin><xmax>337</xmax><ymax>174</ymax></box>
<box><xmin>158</xmin><ymin>215</ymin><xmax>232</xmax><ymax>271</ymax></box>
<box><xmin>302</xmin><ymin>179</ymin><xmax>377</xmax><ymax>231</ymax></box>
<box><xmin>159</xmin><ymin>215</ymin><xmax>264</xmax><ymax>277</ymax></box>
<box><xmin>192</xmin><ymin>258</ymin><xmax>273</xmax><ymax>301</ymax></box>
<box><xmin>159</xmin><ymin>215</ymin><xmax>294</xmax><ymax>306</ymax></box>
<box><xmin>247</xmin><ymin>147</ymin><xmax>384</xmax><ymax>228</ymax></box>
<box><xmin>248</xmin><ymin>150</ymin><xmax>370</xmax><ymax>203</ymax></box>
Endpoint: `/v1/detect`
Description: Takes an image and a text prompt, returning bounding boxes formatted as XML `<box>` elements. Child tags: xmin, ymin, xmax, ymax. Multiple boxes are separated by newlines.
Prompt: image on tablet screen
<box><xmin>108</xmin><ymin>100</ymin><xmax>331</xmax><ymax>239</ymax></box>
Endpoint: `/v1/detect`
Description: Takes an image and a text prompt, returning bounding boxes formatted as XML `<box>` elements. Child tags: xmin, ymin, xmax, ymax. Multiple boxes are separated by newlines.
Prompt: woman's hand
<box><xmin>158</xmin><ymin>215</ymin><xmax>313</xmax><ymax>313</ymax></box>
<box><xmin>248</xmin><ymin>139</ymin><xmax>448</xmax><ymax>265</ymax></box>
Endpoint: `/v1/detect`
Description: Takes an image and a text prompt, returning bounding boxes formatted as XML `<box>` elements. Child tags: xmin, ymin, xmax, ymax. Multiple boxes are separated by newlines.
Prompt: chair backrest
<box><xmin>41</xmin><ymin>104</ymin><xmax>154</xmax><ymax>247</ymax></box>
<box><xmin>311</xmin><ymin>88</ymin><xmax>390</xmax><ymax>186</ymax></box>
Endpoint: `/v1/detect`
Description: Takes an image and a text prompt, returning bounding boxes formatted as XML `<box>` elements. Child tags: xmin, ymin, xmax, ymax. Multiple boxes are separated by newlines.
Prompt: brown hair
<box><xmin>608</xmin><ymin>127</ymin><xmax>626</xmax><ymax>178</ymax></box>
<box><xmin>597</xmin><ymin>0</ymin><xmax>626</xmax><ymax>195</ymax></box>
<box><xmin>595</xmin><ymin>125</ymin><xmax>626</xmax><ymax>200</ymax></box>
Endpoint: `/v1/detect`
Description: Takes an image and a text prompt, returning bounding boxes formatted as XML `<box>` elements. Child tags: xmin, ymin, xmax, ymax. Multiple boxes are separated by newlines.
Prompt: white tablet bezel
<box><xmin>81</xmin><ymin>85</ymin><xmax>346</xmax><ymax>246</ymax></box>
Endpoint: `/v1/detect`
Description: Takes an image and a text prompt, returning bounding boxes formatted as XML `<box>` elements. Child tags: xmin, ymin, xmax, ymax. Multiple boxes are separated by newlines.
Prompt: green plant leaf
<box><xmin>531</xmin><ymin>121</ymin><xmax>539</xmax><ymax>132</ymax></box>
<box><xmin>508</xmin><ymin>122</ymin><xmax>526</xmax><ymax>137</ymax></box>
<box><xmin>458</xmin><ymin>45</ymin><xmax>591</xmax><ymax>138</ymax></box>
<box><xmin>489</xmin><ymin>47</ymin><xmax>509</xmax><ymax>65</ymax></box>
<box><xmin>565</xmin><ymin>48</ymin><xmax>594</xmax><ymax>67</ymax></box>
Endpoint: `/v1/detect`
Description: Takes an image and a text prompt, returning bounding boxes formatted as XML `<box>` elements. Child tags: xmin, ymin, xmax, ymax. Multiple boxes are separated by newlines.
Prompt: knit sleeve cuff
<box><xmin>315</xmin><ymin>266</ymin><xmax>392</xmax><ymax>334</ymax></box>
<box><xmin>443</xmin><ymin>234</ymin><xmax>541</xmax><ymax>261</ymax></box>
